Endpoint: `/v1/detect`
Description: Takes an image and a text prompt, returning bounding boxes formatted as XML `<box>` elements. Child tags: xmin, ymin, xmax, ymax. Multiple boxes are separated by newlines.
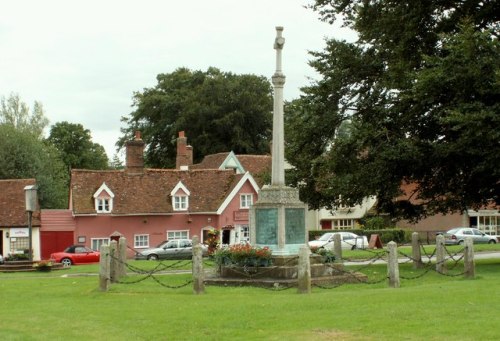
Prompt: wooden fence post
<box><xmin>411</xmin><ymin>232</ymin><xmax>423</xmax><ymax>269</ymax></box>
<box><xmin>99</xmin><ymin>244</ymin><xmax>111</xmax><ymax>291</ymax></box>
<box><xmin>297</xmin><ymin>245</ymin><xmax>311</xmax><ymax>294</ymax></box>
<box><xmin>464</xmin><ymin>237</ymin><xmax>475</xmax><ymax>279</ymax></box>
<box><xmin>333</xmin><ymin>233</ymin><xmax>342</xmax><ymax>261</ymax></box>
<box><xmin>387</xmin><ymin>241</ymin><xmax>400</xmax><ymax>288</ymax></box>
<box><xmin>436</xmin><ymin>234</ymin><xmax>447</xmax><ymax>274</ymax></box>
<box><xmin>192</xmin><ymin>236</ymin><xmax>205</xmax><ymax>295</ymax></box>
<box><xmin>118</xmin><ymin>237</ymin><xmax>127</xmax><ymax>279</ymax></box>
<box><xmin>109</xmin><ymin>240</ymin><xmax>118</xmax><ymax>283</ymax></box>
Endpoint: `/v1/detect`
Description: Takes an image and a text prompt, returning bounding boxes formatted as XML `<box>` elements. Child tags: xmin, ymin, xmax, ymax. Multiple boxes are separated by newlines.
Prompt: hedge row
<box><xmin>308</xmin><ymin>229</ymin><xmax>413</xmax><ymax>245</ymax></box>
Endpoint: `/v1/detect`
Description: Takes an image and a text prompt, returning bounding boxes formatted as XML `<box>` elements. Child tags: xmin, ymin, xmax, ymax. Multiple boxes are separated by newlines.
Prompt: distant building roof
<box><xmin>0</xmin><ymin>179</ymin><xmax>40</xmax><ymax>227</ymax></box>
<box><xmin>192</xmin><ymin>152</ymin><xmax>271</xmax><ymax>187</ymax></box>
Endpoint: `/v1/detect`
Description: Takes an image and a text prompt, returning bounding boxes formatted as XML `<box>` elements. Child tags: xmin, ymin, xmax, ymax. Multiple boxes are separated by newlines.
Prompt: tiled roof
<box><xmin>190</xmin><ymin>153</ymin><xmax>230</xmax><ymax>170</ymax></box>
<box><xmin>70</xmin><ymin>169</ymin><xmax>243</xmax><ymax>215</ymax></box>
<box><xmin>0</xmin><ymin>179</ymin><xmax>40</xmax><ymax>227</ymax></box>
<box><xmin>236</xmin><ymin>154</ymin><xmax>271</xmax><ymax>177</ymax></box>
<box><xmin>192</xmin><ymin>152</ymin><xmax>271</xmax><ymax>187</ymax></box>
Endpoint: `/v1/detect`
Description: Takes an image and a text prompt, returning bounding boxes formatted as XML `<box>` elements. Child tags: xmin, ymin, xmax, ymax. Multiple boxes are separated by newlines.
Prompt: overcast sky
<box><xmin>1</xmin><ymin>0</ymin><xmax>355</xmax><ymax>160</ymax></box>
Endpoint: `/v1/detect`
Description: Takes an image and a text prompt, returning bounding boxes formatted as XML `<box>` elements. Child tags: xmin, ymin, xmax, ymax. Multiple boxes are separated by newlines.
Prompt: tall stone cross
<box><xmin>271</xmin><ymin>26</ymin><xmax>286</xmax><ymax>186</ymax></box>
<box><xmin>250</xmin><ymin>26</ymin><xmax>307</xmax><ymax>256</ymax></box>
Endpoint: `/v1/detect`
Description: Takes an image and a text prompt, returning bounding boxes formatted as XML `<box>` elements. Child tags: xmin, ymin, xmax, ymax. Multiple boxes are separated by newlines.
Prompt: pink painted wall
<box><xmin>73</xmin><ymin>179</ymin><xmax>258</xmax><ymax>258</ymax></box>
<box><xmin>218</xmin><ymin>181</ymin><xmax>257</xmax><ymax>228</ymax></box>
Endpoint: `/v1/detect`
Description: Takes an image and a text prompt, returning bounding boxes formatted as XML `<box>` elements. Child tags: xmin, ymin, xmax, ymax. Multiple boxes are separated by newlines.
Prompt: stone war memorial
<box><xmin>249</xmin><ymin>26</ymin><xmax>307</xmax><ymax>256</ymax></box>
<box><xmin>208</xmin><ymin>27</ymin><xmax>367</xmax><ymax>288</ymax></box>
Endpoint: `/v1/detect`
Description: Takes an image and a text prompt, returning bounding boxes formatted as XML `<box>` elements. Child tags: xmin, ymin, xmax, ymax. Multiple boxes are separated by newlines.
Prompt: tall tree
<box><xmin>119</xmin><ymin>67</ymin><xmax>273</xmax><ymax>168</ymax></box>
<box><xmin>286</xmin><ymin>1</ymin><xmax>500</xmax><ymax>220</ymax></box>
<box><xmin>0</xmin><ymin>124</ymin><xmax>68</xmax><ymax>209</ymax></box>
<box><xmin>0</xmin><ymin>93</ymin><xmax>49</xmax><ymax>139</ymax></box>
<box><xmin>47</xmin><ymin>121</ymin><xmax>109</xmax><ymax>172</ymax></box>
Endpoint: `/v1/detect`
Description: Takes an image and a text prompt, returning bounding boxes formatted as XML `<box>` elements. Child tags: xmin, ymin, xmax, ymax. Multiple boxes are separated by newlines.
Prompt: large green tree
<box><xmin>0</xmin><ymin>124</ymin><xmax>68</xmax><ymax>209</ymax></box>
<box><xmin>47</xmin><ymin>121</ymin><xmax>109</xmax><ymax>173</ymax></box>
<box><xmin>1</xmin><ymin>93</ymin><xmax>49</xmax><ymax>139</ymax></box>
<box><xmin>286</xmin><ymin>1</ymin><xmax>500</xmax><ymax>220</ymax></box>
<box><xmin>119</xmin><ymin>67</ymin><xmax>273</xmax><ymax>168</ymax></box>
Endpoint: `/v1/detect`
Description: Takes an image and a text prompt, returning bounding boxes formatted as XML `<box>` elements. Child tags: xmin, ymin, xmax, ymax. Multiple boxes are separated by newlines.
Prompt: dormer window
<box><xmin>93</xmin><ymin>182</ymin><xmax>114</xmax><ymax>213</ymax></box>
<box><xmin>174</xmin><ymin>195</ymin><xmax>188</xmax><ymax>210</ymax></box>
<box><xmin>97</xmin><ymin>198</ymin><xmax>110</xmax><ymax>212</ymax></box>
<box><xmin>171</xmin><ymin>181</ymin><xmax>190</xmax><ymax>211</ymax></box>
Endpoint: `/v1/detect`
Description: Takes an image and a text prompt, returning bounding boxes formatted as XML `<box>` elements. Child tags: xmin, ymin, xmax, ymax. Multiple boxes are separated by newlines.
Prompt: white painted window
<box><xmin>167</xmin><ymin>230</ymin><xmax>189</xmax><ymax>240</ymax></box>
<box><xmin>96</xmin><ymin>198</ymin><xmax>110</xmax><ymax>213</ymax></box>
<box><xmin>240</xmin><ymin>194</ymin><xmax>253</xmax><ymax>209</ymax></box>
<box><xmin>332</xmin><ymin>219</ymin><xmax>354</xmax><ymax>230</ymax></box>
<box><xmin>91</xmin><ymin>238</ymin><xmax>109</xmax><ymax>251</ymax></box>
<box><xmin>173</xmin><ymin>195</ymin><xmax>188</xmax><ymax>211</ymax></box>
<box><xmin>134</xmin><ymin>234</ymin><xmax>149</xmax><ymax>248</ymax></box>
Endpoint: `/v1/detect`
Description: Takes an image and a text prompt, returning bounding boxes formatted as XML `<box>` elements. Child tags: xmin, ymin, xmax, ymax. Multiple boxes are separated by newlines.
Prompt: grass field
<box><xmin>1</xmin><ymin>254</ymin><xmax>500</xmax><ymax>340</ymax></box>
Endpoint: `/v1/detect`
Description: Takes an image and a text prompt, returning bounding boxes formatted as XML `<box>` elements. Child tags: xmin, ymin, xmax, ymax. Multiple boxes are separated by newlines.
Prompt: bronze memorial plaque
<box><xmin>255</xmin><ymin>208</ymin><xmax>278</xmax><ymax>244</ymax></box>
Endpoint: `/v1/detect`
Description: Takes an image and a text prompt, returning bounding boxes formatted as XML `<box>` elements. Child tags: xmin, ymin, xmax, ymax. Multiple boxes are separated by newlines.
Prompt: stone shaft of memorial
<box><xmin>271</xmin><ymin>26</ymin><xmax>286</xmax><ymax>186</ymax></box>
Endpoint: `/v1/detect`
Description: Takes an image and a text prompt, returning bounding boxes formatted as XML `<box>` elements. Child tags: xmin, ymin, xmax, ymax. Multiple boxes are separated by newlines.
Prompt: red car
<box><xmin>50</xmin><ymin>245</ymin><xmax>100</xmax><ymax>266</ymax></box>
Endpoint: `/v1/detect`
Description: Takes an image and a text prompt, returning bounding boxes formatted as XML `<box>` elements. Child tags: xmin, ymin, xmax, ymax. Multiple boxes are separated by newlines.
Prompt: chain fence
<box><xmin>109</xmin><ymin>252</ymin><xmax>194</xmax><ymax>289</ymax></box>
<box><xmin>104</xmin><ymin>240</ymin><xmax>473</xmax><ymax>292</ymax></box>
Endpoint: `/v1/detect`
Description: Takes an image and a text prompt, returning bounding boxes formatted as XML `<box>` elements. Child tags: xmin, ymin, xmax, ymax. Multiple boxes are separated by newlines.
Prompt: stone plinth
<box><xmin>250</xmin><ymin>185</ymin><xmax>307</xmax><ymax>255</ymax></box>
<box><xmin>205</xmin><ymin>254</ymin><xmax>368</xmax><ymax>287</ymax></box>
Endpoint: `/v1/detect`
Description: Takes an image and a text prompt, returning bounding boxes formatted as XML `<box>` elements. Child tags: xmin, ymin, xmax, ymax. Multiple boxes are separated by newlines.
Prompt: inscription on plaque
<box><xmin>255</xmin><ymin>208</ymin><xmax>278</xmax><ymax>244</ymax></box>
<box><xmin>285</xmin><ymin>208</ymin><xmax>305</xmax><ymax>244</ymax></box>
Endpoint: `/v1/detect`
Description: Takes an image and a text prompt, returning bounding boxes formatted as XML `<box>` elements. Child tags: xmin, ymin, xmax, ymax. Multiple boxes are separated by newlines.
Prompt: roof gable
<box><xmin>217</xmin><ymin>172</ymin><xmax>260</xmax><ymax>215</ymax></box>
<box><xmin>170</xmin><ymin>181</ymin><xmax>190</xmax><ymax>196</ymax></box>
<box><xmin>93</xmin><ymin>182</ymin><xmax>115</xmax><ymax>199</ymax></box>
<box><xmin>220</xmin><ymin>151</ymin><xmax>245</xmax><ymax>173</ymax></box>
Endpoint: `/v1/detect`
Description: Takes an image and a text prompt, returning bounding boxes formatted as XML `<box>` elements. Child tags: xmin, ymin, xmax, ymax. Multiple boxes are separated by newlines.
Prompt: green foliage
<box><xmin>0</xmin><ymin>93</ymin><xmax>49</xmax><ymax>139</ymax></box>
<box><xmin>287</xmin><ymin>2</ymin><xmax>500</xmax><ymax>221</ymax></box>
<box><xmin>0</xmin><ymin>124</ymin><xmax>68</xmax><ymax>208</ymax></box>
<box><xmin>119</xmin><ymin>67</ymin><xmax>273</xmax><ymax>168</ymax></box>
<box><xmin>47</xmin><ymin>121</ymin><xmax>109</xmax><ymax>172</ymax></box>
<box><xmin>312</xmin><ymin>247</ymin><xmax>336</xmax><ymax>263</ymax></box>
<box><xmin>362</xmin><ymin>216</ymin><xmax>389</xmax><ymax>230</ymax></box>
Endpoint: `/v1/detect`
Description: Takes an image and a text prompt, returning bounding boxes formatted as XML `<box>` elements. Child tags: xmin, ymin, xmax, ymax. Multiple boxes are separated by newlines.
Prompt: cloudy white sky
<box><xmin>1</xmin><ymin>0</ymin><xmax>355</xmax><ymax>160</ymax></box>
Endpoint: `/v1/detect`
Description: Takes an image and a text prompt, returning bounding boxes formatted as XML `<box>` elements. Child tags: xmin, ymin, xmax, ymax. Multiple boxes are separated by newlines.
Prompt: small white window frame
<box><xmin>167</xmin><ymin>230</ymin><xmax>189</xmax><ymax>240</ymax></box>
<box><xmin>134</xmin><ymin>234</ymin><xmax>149</xmax><ymax>248</ymax></box>
<box><xmin>240</xmin><ymin>194</ymin><xmax>253</xmax><ymax>209</ymax></box>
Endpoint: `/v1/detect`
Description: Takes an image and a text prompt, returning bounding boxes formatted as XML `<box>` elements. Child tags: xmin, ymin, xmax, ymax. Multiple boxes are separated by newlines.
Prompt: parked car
<box><xmin>50</xmin><ymin>245</ymin><xmax>100</xmax><ymax>266</ymax></box>
<box><xmin>0</xmin><ymin>254</ymin><xmax>3</xmax><ymax>264</ymax></box>
<box><xmin>443</xmin><ymin>227</ymin><xmax>497</xmax><ymax>245</ymax></box>
<box><xmin>308</xmin><ymin>232</ymin><xmax>369</xmax><ymax>251</ymax></box>
<box><xmin>135</xmin><ymin>239</ymin><xmax>208</xmax><ymax>260</ymax></box>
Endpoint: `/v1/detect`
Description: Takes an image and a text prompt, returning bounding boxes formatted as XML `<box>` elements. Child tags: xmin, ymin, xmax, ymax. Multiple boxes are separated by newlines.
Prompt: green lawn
<box><xmin>1</xmin><ymin>257</ymin><xmax>499</xmax><ymax>340</ymax></box>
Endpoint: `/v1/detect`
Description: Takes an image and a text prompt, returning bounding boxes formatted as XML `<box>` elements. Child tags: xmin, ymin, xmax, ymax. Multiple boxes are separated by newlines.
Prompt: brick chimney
<box><xmin>125</xmin><ymin>131</ymin><xmax>145</xmax><ymax>174</ymax></box>
<box><xmin>176</xmin><ymin>131</ymin><xmax>193</xmax><ymax>170</ymax></box>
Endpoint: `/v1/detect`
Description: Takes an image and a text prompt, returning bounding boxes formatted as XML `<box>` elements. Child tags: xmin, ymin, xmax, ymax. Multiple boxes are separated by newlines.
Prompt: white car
<box><xmin>309</xmin><ymin>232</ymin><xmax>369</xmax><ymax>251</ymax></box>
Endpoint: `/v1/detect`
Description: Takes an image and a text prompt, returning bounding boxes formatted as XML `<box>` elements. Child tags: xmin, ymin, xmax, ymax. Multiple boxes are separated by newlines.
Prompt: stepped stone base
<box><xmin>0</xmin><ymin>260</ymin><xmax>66</xmax><ymax>272</ymax></box>
<box><xmin>205</xmin><ymin>254</ymin><xmax>368</xmax><ymax>287</ymax></box>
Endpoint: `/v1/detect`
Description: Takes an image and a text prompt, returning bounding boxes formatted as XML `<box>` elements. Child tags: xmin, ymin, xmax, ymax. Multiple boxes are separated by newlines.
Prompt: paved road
<box><xmin>344</xmin><ymin>251</ymin><xmax>500</xmax><ymax>266</ymax></box>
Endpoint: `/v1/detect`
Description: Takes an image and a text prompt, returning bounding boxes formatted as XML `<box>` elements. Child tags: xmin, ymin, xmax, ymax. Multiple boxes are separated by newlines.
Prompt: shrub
<box><xmin>212</xmin><ymin>244</ymin><xmax>272</xmax><ymax>267</ymax></box>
